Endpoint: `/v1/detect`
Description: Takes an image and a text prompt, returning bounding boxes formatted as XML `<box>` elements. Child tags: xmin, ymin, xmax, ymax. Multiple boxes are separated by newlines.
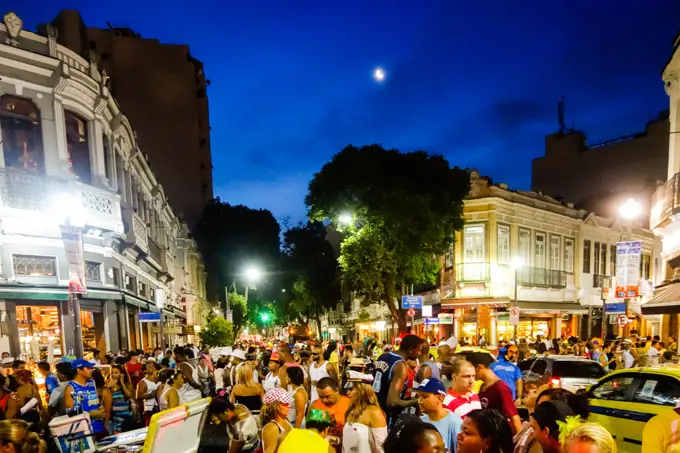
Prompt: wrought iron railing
<box><xmin>593</xmin><ymin>274</ymin><xmax>610</xmax><ymax>289</ymax></box>
<box><xmin>148</xmin><ymin>237</ymin><xmax>162</xmax><ymax>263</ymax></box>
<box><xmin>651</xmin><ymin>173</ymin><xmax>680</xmax><ymax>229</ymax></box>
<box><xmin>517</xmin><ymin>267</ymin><xmax>568</xmax><ymax>288</ymax></box>
<box><xmin>455</xmin><ymin>262</ymin><xmax>491</xmax><ymax>282</ymax></box>
<box><xmin>0</xmin><ymin>169</ymin><xmax>121</xmax><ymax>229</ymax></box>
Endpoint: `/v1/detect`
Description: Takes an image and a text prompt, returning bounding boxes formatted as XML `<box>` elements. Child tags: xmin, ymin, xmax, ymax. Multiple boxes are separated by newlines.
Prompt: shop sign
<box><xmin>422</xmin><ymin>305</ymin><xmax>432</xmax><ymax>317</ymax></box>
<box><xmin>605</xmin><ymin>302</ymin><xmax>626</xmax><ymax>314</ymax></box>
<box><xmin>60</xmin><ymin>226</ymin><xmax>87</xmax><ymax>294</ymax></box>
<box><xmin>424</xmin><ymin>317</ymin><xmax>439</xmax><ymax>325</ymax></box>
<box><xmin>139</xmin><ymin>312</ymin><xmax>161</xmax><ymax>322</ymax></box>
<box><xmin>401</xmin><ymin>296</ymin><xmax>423</xmax><ymax>309</ymax></box>
<box><xmin>438</xmin><ymin>313</ymin><xmax>454</xmax><ymax>324</ymax></box>
<box><xmin>182</xmin><ymin>326</ymin><xmax>195</xmax><ymax>335</ymax></box>
<box><xmin>615</xmin><ymin>241</ymin><xmax>641</xmax><ymax>298</ymax></box>
<box><xmin>153</xmin><ymin>325</ymin><xmax>183</xmax><ymax>334</ymax></box>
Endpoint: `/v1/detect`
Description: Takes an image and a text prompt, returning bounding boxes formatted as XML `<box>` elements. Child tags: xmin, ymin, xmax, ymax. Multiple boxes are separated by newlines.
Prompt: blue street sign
<box><xmin>401</xmin><ymin>295</ymin><xmax>423</xmax><ymax>309</ymax></box>
<box><xmin>424</xmin><ymin>317</ymin><xmax>439</xmax><ymax>325</ymax></box>
<box><xmin>605</xmin><ymin>303</ymin><xmax>626</xmax><ymax>314</ymax></box>
<box><xmin>139</xmin><ymin>312</ymin><xmax>161</xmax><ymax>322</ymax></box>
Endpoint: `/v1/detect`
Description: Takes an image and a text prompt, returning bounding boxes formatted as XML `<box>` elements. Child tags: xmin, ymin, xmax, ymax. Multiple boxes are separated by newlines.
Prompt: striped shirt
<box><xmin>442</xmin><ymin>392</ymin><xmax>482</xmax><ymax>419</ymax></box>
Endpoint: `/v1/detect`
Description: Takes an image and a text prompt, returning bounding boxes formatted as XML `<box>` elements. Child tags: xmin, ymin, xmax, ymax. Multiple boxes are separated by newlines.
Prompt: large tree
<box><xmin>306</xmin><ymin>144</ymin><xmax>469</xmax><ymax>333</ymax></box>
<box><xmin>195</xmin><ymin>199</ymin><xmax>282</xmax><ymax>335</ymax></box>
<box><xmin>282</xmin><ymin>221</ymin><xmax>340</xmax><ymax>336</ymax></box>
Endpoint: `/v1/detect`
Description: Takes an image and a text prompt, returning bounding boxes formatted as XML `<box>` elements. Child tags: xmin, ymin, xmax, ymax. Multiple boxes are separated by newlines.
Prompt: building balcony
<box><xmin>593</xmin><ymin>274</ymin><xmax>611</xmax><ymax>289</ymax></box>
<box><xmin>0</xmin><ymin>169</ymin><xmax>123</xmax><ymax>233</ymax></box>
<box><xmin>456</xmin><ymin>262</ymin><xmax>491</xmax><ymax>283</ymax></box>
<box><xmin>149</xmin><ymin>237</ymin><xmax>162</xmax><ymax>263</ymax></box>
<box><xmin>122</xmin><ymin>208</ymin><xmax>148</xmax><ymax>253</ymax></box>
<box><xmin>517</xmin><ymin>267</ymin><xmax>568</xmax><ymax>288</ymax></box>
<box><xmin>651</xmin><ymin>173</ymin><xmax>680</xmax><ymax>230</ymax></box>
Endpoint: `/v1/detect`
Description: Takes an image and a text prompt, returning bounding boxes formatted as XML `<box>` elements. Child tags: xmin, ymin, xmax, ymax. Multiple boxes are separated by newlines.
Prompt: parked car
<box><xmin>587</xmin><ymin>365</ymin><xmax>680</xmax><ymax>453</ymax></box>
<box><xmin>523</xmin><ymin>355</ymin><xmax>606</xmax><ymax>393</ymax></box>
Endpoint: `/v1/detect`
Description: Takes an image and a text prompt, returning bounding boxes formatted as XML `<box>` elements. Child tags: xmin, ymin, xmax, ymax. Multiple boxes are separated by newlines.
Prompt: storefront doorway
<box><xmin>16</xmin><ymin>305</ymin><xmax>62</xmax><ymax>361</ymax></box>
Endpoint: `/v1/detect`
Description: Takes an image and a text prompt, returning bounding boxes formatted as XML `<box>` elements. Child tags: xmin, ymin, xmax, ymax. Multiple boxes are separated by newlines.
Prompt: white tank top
<box><xmin>287</xmin><ymin>386</ymin><xmax>308</xmax><ymax>427</ymax></box>
<box><xmin>263</xmin><ymin>372</ymin><xmax>280</xmax><ymax>392</ymax></box>
<box><xmin>178</xmin><ymin>362</ymin><xmax>202</xmax><ymax>404</ymax></box>
<box><xmin>142</xmin><ymin>378</ymin><xmax>159</xmax><ymax>411</ymax></box>
<box><xmin>309</xmin><ymin>361</ymin><xmax>330</xmax><ymax>403</ymax></box>
<box><xmin>343</xmin><ymin>423</ymin><xmax>388</xmax><ymax>453</ymax></box>
<box><xmin>158</xmin><ymin>385</ymin><xmax>175</xmax><ymax>411</ymax></box>
<box><xmin>623</xmin><ymin>349</ymin><xmax>635</xmax><ymax>369</ymax></box>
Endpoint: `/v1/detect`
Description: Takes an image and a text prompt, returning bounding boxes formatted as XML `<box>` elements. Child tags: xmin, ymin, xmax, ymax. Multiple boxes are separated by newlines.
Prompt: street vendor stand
<box><xmin>95</xmin><ymin>397</ymin><xmax>210</xmax><ymax>453</ymax></box>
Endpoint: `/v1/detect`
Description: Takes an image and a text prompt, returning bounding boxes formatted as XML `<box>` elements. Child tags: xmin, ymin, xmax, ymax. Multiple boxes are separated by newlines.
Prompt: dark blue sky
<box><xmin>17</xmin><ymin>1</ymin><xmax>680</xmax><ymax>223</ymax></box>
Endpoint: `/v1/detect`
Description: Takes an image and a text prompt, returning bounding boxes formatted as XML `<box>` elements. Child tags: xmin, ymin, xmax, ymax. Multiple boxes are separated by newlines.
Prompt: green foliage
<box><xmin>198</xmin><ymin>317</ymin><xmax>235</xmax><ymax>347</ymax></box>
<box><xmin>195</xmin><ymin>200</ymin><xmax>283</xmax><ymax>333</ymax></box>
<box><xmin>306</xmin><ymin>144</ymin><xmax>469</xmax><ymax>331</ymax></box>
<box><xmin>283</xmin><ymin>221</ymin><xmax>340</xmax><ymax>334</ymax></box>
<box><xmin>357</xmin><ymin>309</ymin><xmax>371</xmax><ymax>322</ymax></box>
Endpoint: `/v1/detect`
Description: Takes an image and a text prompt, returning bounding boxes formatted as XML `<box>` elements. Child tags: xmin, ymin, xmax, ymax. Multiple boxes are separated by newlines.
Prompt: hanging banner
<box><xmin>60</xmin><ymin>226</ymin><xmax>87</xmax><ymax>294</ymax></box>
<box><xmin>615</xmin><ymin>241</ymin><xmax>641</xmax><ymax>298</ymax></box>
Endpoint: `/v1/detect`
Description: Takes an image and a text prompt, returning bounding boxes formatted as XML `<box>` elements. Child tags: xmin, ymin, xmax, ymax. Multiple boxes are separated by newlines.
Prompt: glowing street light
<box><xmin>373</xmin><ymin>66</ymin><xmax>386</xmax><ymax>83</ymax></box>
<box><xmin>338</xmin><ymin>212</ymin><xmax>353</xmax><ymax>225</ymax></box>
<box><xmin>510</xmin><ymin>257</ymin><xmax>524</xmax><ymax>270</ymax></box>
<box><xmin>619</xmin><ymin>198</ymin><xmax>641</xmax><ymax>220</ymax></box>
<box><xmin>244</xmin><ymin>266</ymin><xmax>262</xmax><ymax>283</ymax></box>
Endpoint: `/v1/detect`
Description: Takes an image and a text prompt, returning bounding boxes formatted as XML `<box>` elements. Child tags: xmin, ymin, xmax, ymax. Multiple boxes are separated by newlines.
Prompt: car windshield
<box><xmin>519</xmin><ymin>359</ymin><xmax>535</xmax><ymax>372</ymax></box>
<box><xmin>552</xmin><ymin>361</ymin><xmax>606</xmax><ymax>378</ymax></box>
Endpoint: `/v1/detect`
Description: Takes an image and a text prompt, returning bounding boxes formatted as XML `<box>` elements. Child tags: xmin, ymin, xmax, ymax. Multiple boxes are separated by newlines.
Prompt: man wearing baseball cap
<box><xmin>64</xmin><ymin>358</ymin><xmax>107</xmax><ymax>439</ymax></box>
<box><xmin>416</xmin><ymin>378</ymin><xmax>463</xmax><ymax>453</ymax></box>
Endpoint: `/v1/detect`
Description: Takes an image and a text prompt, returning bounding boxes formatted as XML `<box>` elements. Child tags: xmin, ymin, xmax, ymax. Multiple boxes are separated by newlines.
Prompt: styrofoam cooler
<box><xmin>49</xmin><ymin>413</ymin><xmax>96</xmax><ymax>453</ymax></box>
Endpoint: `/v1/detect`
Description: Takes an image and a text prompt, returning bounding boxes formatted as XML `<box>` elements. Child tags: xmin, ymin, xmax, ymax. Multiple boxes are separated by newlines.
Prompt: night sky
<box><xmin>16</xmin><ymin>1</ymin><xmax>680</xmax><ymax>224</ymax></box>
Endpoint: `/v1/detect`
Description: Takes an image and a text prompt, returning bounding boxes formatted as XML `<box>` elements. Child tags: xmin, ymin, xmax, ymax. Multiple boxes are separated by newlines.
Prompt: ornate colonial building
<box><xmin>0</xmin><ymin>11</ymin><xmax>208</xmax><ymax>359</ymax></box>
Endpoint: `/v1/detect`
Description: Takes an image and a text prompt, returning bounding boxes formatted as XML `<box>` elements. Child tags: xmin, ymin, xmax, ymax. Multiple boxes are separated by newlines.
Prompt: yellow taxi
<box><xmin>587</xmin><ymin>365</ymin><xmax>680</xmax><ymax>453</ymax></box>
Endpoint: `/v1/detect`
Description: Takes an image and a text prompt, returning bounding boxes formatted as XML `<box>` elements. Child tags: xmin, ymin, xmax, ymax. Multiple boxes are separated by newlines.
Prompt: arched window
<box><xmin>0</xmin><ymin>95</ymin><xmax>44</xmax><ymax>173</ymax></box>
<box><xmin>65</xmin><ymin>111</ymin><xmax>91</xmax><ymax>184</ymax></box>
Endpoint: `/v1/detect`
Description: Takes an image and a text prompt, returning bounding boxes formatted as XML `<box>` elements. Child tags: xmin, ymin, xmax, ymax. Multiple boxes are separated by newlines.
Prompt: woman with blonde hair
<box><xmin>230</xmin><ymin>363</ymin><xmax>264</xmax><ymax>414</ymax></box>
<box><xmin>563</xmin><ymin>423</ymin><xmax>616</xmax><ymax>453</ymax></box>
<box><xmin>260</xmin><ymin>389</ymin><xmax>293</xmax><ymax>453</ymax></box>
<box><xmin>0</xmin><ymin>419</ymin><xmax>46</xmax><ymax>453</ymax></box>
<box><xmin>342</xmin><ymin>371</ymin><xmax>387</xmax><ymax>453</ymax></box>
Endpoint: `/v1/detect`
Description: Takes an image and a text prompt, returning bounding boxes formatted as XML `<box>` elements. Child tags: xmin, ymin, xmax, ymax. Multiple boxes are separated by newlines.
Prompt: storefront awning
<box><xmin>82</xmin><ymin>289</ymin><xmax>123</xmax><ymax>301</ymax></box>
<box><xmin>517</xmin><ymin>301</ymin><xmax>588</xmax><ymax>315</ymax></box>
<box><xmin>0</xmin><ymin>287</ymin><xmax>68</xmax><ymax>301</ymax></box>
<box><xmin>122</xmin><ymin>293</ymin><xmax>151</xmax><ymax>309</ymax></box>
<box><xmin>441</xmin><ymin>298</ymin><xmax>509</xmax><ymax>309</ymax></box>
<box><xmin>641</xmin><ymin>283</ymin><xmax>680</xmax><ymax>315</ymax></box>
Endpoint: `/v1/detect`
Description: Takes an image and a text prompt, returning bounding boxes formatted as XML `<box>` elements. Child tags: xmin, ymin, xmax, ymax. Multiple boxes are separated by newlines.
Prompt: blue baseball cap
<box><xmin>416</xmin><ymin>378</ymin><xmax>446</xmax><ymax>395</ymax></box>
<box><xmin>71</xmin><ymin>358</ymin><xmax>95</xmax><ymax>370</ymax></box>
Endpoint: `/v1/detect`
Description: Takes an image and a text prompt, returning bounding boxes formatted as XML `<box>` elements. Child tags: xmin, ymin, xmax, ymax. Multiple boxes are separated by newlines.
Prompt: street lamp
<box><xmin>244</xmin><ymin>266</ymin><xmax>262</xmax><ymax>283</ymax></box>
<box><xmin>619</xmin><ymin>198</ymin><xmax>641</xmax><ymax>220</ymax></box>
<box><xmin>373</xmin><ymin>66</ymin><xmax>386</xmax><ymax>83</ymax></box>
<box><xmin>338</xmin><ymin>212</ymin><xmax>353</xmax><ymax>226</ymax></box>
<box><xmin>510</xmin><ymin>258</ymin><xmax>524</xmax><ymax>341</ymax></box>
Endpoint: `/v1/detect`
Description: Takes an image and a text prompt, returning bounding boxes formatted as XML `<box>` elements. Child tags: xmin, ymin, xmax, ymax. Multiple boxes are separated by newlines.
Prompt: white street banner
<box><xmin>60</xmin><ymin>226</ymin><xmax>87</xmax><ymax>294</ymax></box>
<box><xmin>615</xmin><ymin>241</ymin><xmax>641</xmax><ymax>298</ymax></box>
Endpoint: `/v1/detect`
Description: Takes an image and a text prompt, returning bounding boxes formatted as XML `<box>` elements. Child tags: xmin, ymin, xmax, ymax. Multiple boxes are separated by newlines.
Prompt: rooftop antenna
<box><xmin>557</xmin><ymin>96</ymin><xmax>566</xmax><ymax>134</ymax></box>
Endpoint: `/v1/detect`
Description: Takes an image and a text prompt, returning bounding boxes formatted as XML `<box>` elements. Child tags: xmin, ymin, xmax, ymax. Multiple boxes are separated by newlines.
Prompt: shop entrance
<box><xmin>16</xmin><ymin>305</ymin><xmax>62</xmax><ymax>361</ymax></box>
<box><xmin>80</xmin><ymin>310</ymin><xmax>106</xmax><ymax>353</ymax></box>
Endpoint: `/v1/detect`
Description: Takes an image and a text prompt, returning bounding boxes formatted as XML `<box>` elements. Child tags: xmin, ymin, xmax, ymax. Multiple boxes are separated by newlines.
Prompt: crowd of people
<box><xmin>0</xmin><ymin>333</ymin><xmax>642</xmax><ymax>453</ymax></box>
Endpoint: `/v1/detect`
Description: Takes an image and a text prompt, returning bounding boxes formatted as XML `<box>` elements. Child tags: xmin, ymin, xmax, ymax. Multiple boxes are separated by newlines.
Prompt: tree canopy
<box><xmin>198</xmin><ymin>317</ymin><xmax>235</xmax><ymax>347</ymax></box>
<box><xmin>282</xmin><ymin>221</ymin><xmax>340</xmax><ymax>336</ymax></box>
<box><xmin>306</xmin><ymin>144</ymin><xmax>469</xmax><ymax>332</ymax></box>
<box><xmin>195</xmin><ymin>199</ymin><xmax>282</xmax><ymax>334</ymax></box>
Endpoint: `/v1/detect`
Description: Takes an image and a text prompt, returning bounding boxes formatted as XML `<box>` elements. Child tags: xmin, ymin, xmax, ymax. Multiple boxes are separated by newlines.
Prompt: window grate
<box><xmin>85</xmin><ymin>261</ymin><xmax>101</xmax><ymax>281</ymax></box>
<box><xmin>13</xmin><ymin>254</ymin><xmax>56</xmax><ymax>277</ymax></box>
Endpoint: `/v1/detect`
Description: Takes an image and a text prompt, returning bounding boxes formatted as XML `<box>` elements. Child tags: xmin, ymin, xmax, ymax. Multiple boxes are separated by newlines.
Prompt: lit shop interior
<box><xmin>16</xmin><ymin>305</ymin><xmax>105</xmax><ymax>361</ymax></box>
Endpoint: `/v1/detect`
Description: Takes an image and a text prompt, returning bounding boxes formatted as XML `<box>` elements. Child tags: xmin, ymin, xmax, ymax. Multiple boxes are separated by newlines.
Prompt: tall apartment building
<box><xmin>40</xmin><ymin>10</ymin><xmax>213</xmax><ymax>229</ymax></box>
<box><xmin>532</xmin><ymin>113</ymin><xmax>669</xmax><ymax>221</ymax></box>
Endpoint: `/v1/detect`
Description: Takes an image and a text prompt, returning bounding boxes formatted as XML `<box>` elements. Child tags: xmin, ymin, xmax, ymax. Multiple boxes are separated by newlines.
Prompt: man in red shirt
<box><xmin>467</xmin><ymin>352</ymin><xmax>521</xmax><ymax>434</ymax></box>
<box><xmin>442</xmin><ymin>358</ymin><xmax>481</xmax><ymax>419</ymax></box>
<box><xmin>125</xmin><ymin>351</ymin><xmax>143</xmax><ymax>388</ymax></box>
